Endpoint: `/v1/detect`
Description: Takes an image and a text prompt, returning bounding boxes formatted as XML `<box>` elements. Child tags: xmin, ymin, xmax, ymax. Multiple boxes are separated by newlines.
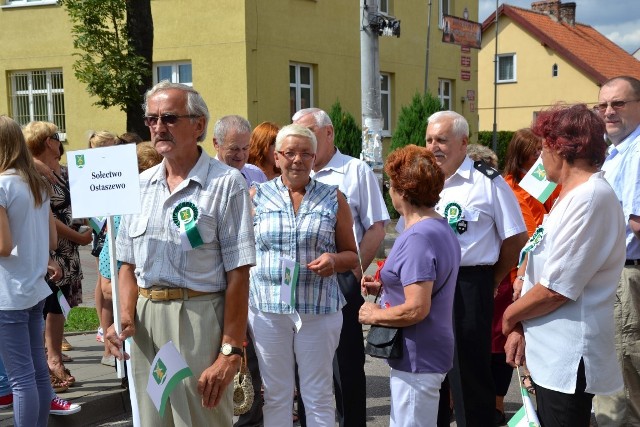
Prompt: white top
<box><xmin>0</xmin><ymin>172</ymin><xmax>52</xmax><ymax>310</ymax></box>
<box><xmin>311</xmin><ymin>149</ymin><xmax>389</xmax><ymax>244</ymax></box>
<box><xmin>436</xmin><ymin>156</ymin><xmax>526</xmax><ymax>266</ymax></box>
<box><xmin>601</xmin><ymin>124</ymin><xmax>640</xmax><ymax>258</ymax></box>
<box><xmin>522</xmin><ymin>172</ymin><xmax>625</xmax><ymax>394</ymax></box>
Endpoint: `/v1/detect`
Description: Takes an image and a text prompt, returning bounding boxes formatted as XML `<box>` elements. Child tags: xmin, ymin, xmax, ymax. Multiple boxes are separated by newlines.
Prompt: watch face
<box><xmin>221</xmin><ymin>343</ymin><xmax>231</xmax><ymax>355</ymax></box>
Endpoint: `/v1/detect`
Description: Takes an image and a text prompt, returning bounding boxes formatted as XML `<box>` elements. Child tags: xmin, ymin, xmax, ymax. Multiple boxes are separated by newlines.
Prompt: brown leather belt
<box><xmin>139</xmin><ymin>287</ymin><xmax>215</xmax><ymax>301</ymax></box>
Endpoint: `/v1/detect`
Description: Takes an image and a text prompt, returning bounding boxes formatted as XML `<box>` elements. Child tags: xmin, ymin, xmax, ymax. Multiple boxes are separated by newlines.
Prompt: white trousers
<box><xmin>248</xmin><ymin>307</ymin><xmax>342</xmax><ymax>427</ymax></box>
<box><xmin>389</xmin><ymin>368</ymin><xmax>446</xmax><ymax>427</ymax></box>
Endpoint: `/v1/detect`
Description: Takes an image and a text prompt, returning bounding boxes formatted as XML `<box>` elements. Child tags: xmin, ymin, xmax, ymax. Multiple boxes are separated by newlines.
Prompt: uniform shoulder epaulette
<box><xmin>473</xmin><ymin>161</ymin><xmax>499</xmax><ymax>180</ymax></box>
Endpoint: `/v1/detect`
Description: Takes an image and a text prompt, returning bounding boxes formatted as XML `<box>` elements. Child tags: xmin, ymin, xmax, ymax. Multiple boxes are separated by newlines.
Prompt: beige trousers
<box><xmin>130</xmin><ymin>292</ymin><xmax>232</xmax><ymax>427</ymax></box>
<box><xmin>594</xmin><ymin>265</ymin><xmax>640</xmax><ymax>427</ymax></box>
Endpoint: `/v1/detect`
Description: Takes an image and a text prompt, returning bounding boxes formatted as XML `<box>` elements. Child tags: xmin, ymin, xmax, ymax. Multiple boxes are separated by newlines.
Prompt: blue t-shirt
<box><xmin>380</xmin><ymin>217</ymin><xmax>460</xmax><ymax>374</ymax></box>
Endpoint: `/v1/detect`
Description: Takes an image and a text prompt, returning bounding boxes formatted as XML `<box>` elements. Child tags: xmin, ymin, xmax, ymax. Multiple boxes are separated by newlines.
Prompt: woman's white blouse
<box><xmin>522</xmin><ymin>171</ymin><xmax>625</xmax><ymax>394</ymax></box>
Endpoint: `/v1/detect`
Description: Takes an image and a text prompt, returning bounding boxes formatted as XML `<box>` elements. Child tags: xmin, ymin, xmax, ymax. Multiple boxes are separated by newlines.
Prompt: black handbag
<box><xmin>364</xmin><ymin>325</ymin><xmax>403</xmax><ymax>359</ymax></box>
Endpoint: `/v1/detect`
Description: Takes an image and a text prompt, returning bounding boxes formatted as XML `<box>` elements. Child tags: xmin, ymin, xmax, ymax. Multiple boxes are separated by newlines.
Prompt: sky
<box><xmin>478</xmin><ymin>0</ymin><xmax>640</xmax><ymax>54</ymax></box>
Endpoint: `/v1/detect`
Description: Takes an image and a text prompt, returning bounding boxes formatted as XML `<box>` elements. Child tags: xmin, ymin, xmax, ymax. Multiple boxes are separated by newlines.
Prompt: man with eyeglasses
<box><xmin>106</xmin><ymin>81</ymin><xmax>255</xmax><ymax>426</ymax></box>
<box><xmin>213</xmin><ymin>115</ymin><xmax>267</xmax><ymax>187</ymax></box>
<box><xmin>292</xmin><ymin>108</ymin><xmax>389</xmax><ymax>427</ymax></box>
<box><xmin>594</xmin><ymin>75</ymin><xmax>640</xmax><ymax>427</ymax></box>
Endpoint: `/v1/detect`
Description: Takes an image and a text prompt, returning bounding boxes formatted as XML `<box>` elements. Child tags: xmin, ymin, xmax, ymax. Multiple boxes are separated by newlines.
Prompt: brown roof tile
<box><xmin>481</xmin><ymin>4</ymin><xmax>640</xmax><ymax>84</ymax></box>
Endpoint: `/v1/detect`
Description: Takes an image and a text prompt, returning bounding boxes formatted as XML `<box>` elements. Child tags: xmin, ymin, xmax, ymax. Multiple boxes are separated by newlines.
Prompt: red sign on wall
<box><xmin>467</xmin><ymin>90</ymin><xmax>475</xmax><ymax>101</ymax></box>
<box><xmin>461</xmin><ymin>70</ymin><xmax>471</xmax><ymax>81</ymax></box>
<box><xmin>461</xmin><ymin>56</ymin><xmax>471</xmax><ymax>67</ymax></box>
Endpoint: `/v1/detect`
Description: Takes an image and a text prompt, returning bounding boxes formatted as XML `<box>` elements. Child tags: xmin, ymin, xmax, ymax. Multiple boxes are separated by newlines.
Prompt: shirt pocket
<box><xmin>128</xmin><ymin>216</ymin><xmax>149</xmax><ymax>266</ymax></box>
<box><xmin>185</xmin><ymin>214</ymin><xmax>218</xmax><ymax>275</ymax></box>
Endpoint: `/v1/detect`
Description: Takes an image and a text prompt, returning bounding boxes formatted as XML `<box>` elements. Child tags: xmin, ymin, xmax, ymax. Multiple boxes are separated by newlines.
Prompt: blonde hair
<box><xmin>136</xmin><ymin>142</ymin><xmax>163</xmax><ymax>172</ymax></box>
<box><xmin>0</xmin><ymin>116</ymin><xmax>48</xmax><ymax>206</ymax></box>
<box><xmin>88</xmin><ymin>131</ymin><xmax>118</xmax><ymax>148</ymax></box>
<box><xmin>22</xmin><ymin>121</ymin><xmax>58</xmax><ymax>157</ymax></box>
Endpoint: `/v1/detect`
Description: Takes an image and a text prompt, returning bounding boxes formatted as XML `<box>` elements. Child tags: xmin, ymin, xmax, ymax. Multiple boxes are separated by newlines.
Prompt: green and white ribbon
<box><xmin>444</xmin><ymin>202</ymin><xmax>463</xmax><ymax>234</ymax></box>
<box><xmin>172</xmin><ymin>201</ymin><xmax>203</xmax><ymax>250</ymax></box>
<box><xmin>518</xmin><ymin>225</ymin><xmax>545</xmax><ymax>267</ymax></box>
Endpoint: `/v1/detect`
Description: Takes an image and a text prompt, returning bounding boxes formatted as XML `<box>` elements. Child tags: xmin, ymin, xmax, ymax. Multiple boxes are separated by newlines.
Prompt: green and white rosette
<box><xmin>444</xmin><ymin>202</ymin><xmax>463</xmax><ymax>233</ymax></box>
<box><xmin>518</xmin><ymin>225</ymin><xmax>545</xmax><ymax>267</ymax></box>
<box><xmin>172</xmin><ymin>201</ymin><xmax>204</xmax><ymax>250</ymax></box>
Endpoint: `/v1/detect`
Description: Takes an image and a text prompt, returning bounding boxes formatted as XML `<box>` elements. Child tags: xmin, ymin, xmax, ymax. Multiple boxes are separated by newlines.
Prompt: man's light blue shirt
<box><xmin>602</xmin><ymin>124</ymin><xmax>640</xmax><ymax>258</ymax></box>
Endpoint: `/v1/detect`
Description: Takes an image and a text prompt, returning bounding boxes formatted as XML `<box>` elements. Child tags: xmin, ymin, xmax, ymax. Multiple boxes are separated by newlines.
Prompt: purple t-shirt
<box><xmin>380</xmin><ymin>217</ymin><xmax>460</xmax><ymax>373</ymax></box>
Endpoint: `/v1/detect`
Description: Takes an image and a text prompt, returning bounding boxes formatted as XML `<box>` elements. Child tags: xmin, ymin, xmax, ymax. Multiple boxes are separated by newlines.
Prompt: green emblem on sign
<box><xmin>532</xmin><ymin>163</ymin><xmax>547</xmax><ymax>181</ymax></box>
<box><xmin>172</xmin><ymin>201</ymin><xmax>198</xmax><ymax>227</ymax></box>
<box><xmin>285</xmin><ymin>267</ymin><xmax>291</xmax><ymax>285</ymax></box>
<box><xmin>75</xmin><ymin>154</ymin><xmax>85</xmax><ymax>168</ymax></box>
<box><xmin>153</xmin><ymin>358</ymin><xmax>168</xmax><ymax>385</ymax></box>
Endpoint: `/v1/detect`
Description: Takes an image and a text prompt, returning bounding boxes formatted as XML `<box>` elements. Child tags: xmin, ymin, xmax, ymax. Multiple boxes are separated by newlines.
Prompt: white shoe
<box><xmin>101</xmin><ymin>355</ymin><xmax>116</xmax><ymax>367</ymax></box>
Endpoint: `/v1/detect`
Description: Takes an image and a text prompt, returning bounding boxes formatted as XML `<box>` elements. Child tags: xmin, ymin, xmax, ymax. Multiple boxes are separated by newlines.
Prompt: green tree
<box><xmin>390</xmin><ymin>91</ymin><xmax>442</xmax><ymax>151</ymax></box>
<box><xmin>384</xmin><ymin>92</ymin><xmax>442</xmax><ymax>218</ymax></box>
<box><xmin>60</xmin><ymin>0</ymin><xmax>153</xmax><ymax>138</ymax></box>
<box><xmin>328</xmin><ymin>100</ymin><xmax>362</xmax><ymax>158</ymax></box>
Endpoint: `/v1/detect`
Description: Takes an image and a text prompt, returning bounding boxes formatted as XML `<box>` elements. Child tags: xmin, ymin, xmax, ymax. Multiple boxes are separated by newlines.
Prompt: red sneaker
<box><xmin>0</xmin><ymin>393</ymin><xmax>12</xmax><ymax>410</ymax></box>
<box><xmin>50</xmin><ymin>396</ymin><xmax>81</xmax><ymax>415</ymax></box>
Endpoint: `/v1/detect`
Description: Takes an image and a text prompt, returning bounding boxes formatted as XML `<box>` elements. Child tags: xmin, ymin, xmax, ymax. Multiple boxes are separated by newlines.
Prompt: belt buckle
<box><xmin>153</xmin><ymin>289</ymin><xmax>170</xmax><ymax>300</ymax></box>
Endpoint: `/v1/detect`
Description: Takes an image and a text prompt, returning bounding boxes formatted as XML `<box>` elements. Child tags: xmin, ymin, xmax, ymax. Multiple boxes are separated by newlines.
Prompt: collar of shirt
<box><xmin>274</xmin><ymin>175</ymin><xmax>316</xmax><ymax>193</ymax></box>
<box><xmin>149</xmin><ymin>148</ymin><xmax>209</xmax><ymax>190</ymax></box>
<box><xmin>311</xmin><ymin>148</ymin><xmax>346</xmax><ymax>177</ymax></box>
<box><xmin>448</xmin><ymin>155</ymin><xmax>474</xmax><ymax>182</ymax></box>
<box><xmin>609</xmin><ymin>124</ymin><xmax>640</xmax><ymax>157</ymax></box>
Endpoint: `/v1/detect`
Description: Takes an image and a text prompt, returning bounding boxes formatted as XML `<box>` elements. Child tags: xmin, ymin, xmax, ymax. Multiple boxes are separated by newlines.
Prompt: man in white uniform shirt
<box><xmin>425</xmin><ymin>111</ymin><xmax>527</xmax><ymax>427</ymax></box>
<box><xmin>293</xmin><ymin>108</ymin><xmax>389</xmax><ymax>427</ymax></box>
<box><xmin>594</xmin><ymin>75</ymin><xmax>640</xmax><ymax>427</ymax></box>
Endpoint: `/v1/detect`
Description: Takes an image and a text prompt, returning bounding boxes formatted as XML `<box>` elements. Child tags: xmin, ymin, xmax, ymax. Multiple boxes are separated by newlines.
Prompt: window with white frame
<box><xmin>439</xmin><ymin>0</ymin><xmax>450</xmax><ymax>29</ymax></box>
<box><xmin>380</xmin><ymin>73</ymin><xmax>392</xmax><ymax>135</ymax></box>
<box><xmin>379</xmin><ymin>0</ymin><xmax>389</xmax><ymax>14</ymax></box>
<box><xmin>497</xmin><ymin>54</ymin><xmax>516</xmax><ymax>83</ymax></box>
<box><xmin>290</xmin><ymin>63</ymin><xmax>313</xmax><ymax>119</ymax></box>
<box><xmin>153</xmin><ymin>62</ymin><xmax>192</xmax><ymax>86</ymax></box>
<box><xmin>11</xmin><ymin>69</ymin><xmax>66</xmax><ymax>135</ymax></box>
<box><xmin>438</xmin><ymin>79</ymin><xmax>452</xmax><ymax>110</ymax></box>
<box><xmin>2</xmin><ymin>0</ymin><xmax>57</xmax><ymax>7</ymax></box>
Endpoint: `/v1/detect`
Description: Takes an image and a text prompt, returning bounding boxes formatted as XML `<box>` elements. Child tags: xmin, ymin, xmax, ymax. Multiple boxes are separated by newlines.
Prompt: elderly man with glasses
<box><xmin>594</xmin><ymin>76</ymin><xmax>640</xmax><ymax>427</ymax></box>
<box><xmin>106</xmin><ymin>80</ymin><xmax>255</xmax><ymax>426</ymax></box>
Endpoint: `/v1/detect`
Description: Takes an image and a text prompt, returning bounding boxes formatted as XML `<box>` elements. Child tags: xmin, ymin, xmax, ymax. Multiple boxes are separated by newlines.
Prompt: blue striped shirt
<box><xmin>249</xmin><ymin>177</ymin><xmax>345</xmax><ymax>314</ymax></box>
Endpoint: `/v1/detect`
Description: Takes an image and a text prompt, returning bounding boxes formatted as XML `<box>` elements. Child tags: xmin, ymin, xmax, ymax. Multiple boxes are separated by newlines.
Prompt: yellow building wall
<box><xmin>0</xmin><ymin>3</ymin><xmax>124</xmax><ymax>150</ymax></box>
<box><xmin>152</xmin><ymin>0</ymin><xmax>250</xmax><ymax>156</ymax></box>
<box><xmin>0</xmin><ymin>0</ymin><xmax>478</xmax><ymax>154</ymax></box>
<box><xmin>479</xmin><ymin>15</ymin><xmax>601</xmax><ymax>131</ymax></box>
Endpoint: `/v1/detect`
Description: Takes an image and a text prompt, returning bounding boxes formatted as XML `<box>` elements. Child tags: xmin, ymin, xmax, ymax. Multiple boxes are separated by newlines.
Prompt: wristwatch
<box><xmin>220</xmin><ymin>343</ymin><xmax>243</xmax><ymax>356</ymax></box>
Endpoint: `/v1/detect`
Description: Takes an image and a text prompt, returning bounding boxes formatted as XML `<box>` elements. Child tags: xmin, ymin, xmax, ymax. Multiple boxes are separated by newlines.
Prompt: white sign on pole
<box><xmin>67</xmin><ymin>144</ymin><xmax>141</xmax><ymax>379</ymax></box>
<box><xmin>66</xmin><ymin>144</ymin><xmax>141</xmax><ymax>218</ymax></box>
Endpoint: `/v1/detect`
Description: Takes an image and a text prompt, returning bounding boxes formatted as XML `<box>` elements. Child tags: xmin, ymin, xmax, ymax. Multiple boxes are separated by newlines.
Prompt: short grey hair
<box><xmin>143</xmin><ymin>80</ymin><xmax>210</xmax><ymax>142</ymax></box>
<box><xmin>427</xmin><ymin>111</ymin><xmax>469</xmax><ymax>140</ymax></box>
<box><xmin>292</xmin><ymin>108</ymin><xmax>333</xmax><ymax>128</ymax></box>
<box><xmin>275</xmin><ymin>124</ymin><xmax>317</xmax><ymax>152</ymax></box>
<box><xmin>213</xmin><ymin>115</ymin><xmax>252</xmax><ymax>145</ymax></box>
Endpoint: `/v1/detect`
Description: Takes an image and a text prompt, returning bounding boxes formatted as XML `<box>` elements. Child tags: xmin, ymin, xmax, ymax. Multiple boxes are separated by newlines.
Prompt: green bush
<box><xmin>476</xmin><ymin>131</ymin><xmax>515</xmax><ymax>170</ymax></box>
<box><xmin>64</xmin><ymin>307</ymin><xmax>100</xmax><ymax>332</ymax></box>
<box><xmin>329</xmin><ymin>100</ymin><xmax>362</xmax><ymax>159</ymax></box>
<box><xmin>390</xmin><ymin>91</ymin><xmax>442</xmax><ymax>151</ymax></box>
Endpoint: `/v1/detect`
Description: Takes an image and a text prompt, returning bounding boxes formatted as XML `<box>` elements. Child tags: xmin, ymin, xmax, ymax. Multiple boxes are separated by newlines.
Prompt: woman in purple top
<box><xmin>360</xmin><ymin>145</ymin><xmax>461</xmax><ymax>427</ymax></box>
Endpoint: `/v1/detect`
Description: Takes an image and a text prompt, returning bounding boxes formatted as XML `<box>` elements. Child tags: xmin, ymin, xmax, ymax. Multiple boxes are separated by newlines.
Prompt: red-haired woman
<box><xmin>360</xmin><ymin>145</ymin><xmax>461</xmax><ymax>427</ymax></box>
<box><xmin>248</xmin><ymin>121</ymin><xmax>280</xmax><ymax>180</ymax></box>
<box><xmin>503</xmin><ymin>104</ymin><xmax>625</xmax><ymax>426</ymax></box>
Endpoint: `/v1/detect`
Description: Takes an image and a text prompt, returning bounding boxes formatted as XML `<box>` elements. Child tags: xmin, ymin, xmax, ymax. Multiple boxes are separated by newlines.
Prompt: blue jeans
<box><xmin>0</xmin><ymin>300</ymin><xmax>52</xmax><ymax>426</ymax></box>
<box><xmin>0</xmin><ymin>352</ymin><xmax>11</xmax><ymax>397</ymax></box>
